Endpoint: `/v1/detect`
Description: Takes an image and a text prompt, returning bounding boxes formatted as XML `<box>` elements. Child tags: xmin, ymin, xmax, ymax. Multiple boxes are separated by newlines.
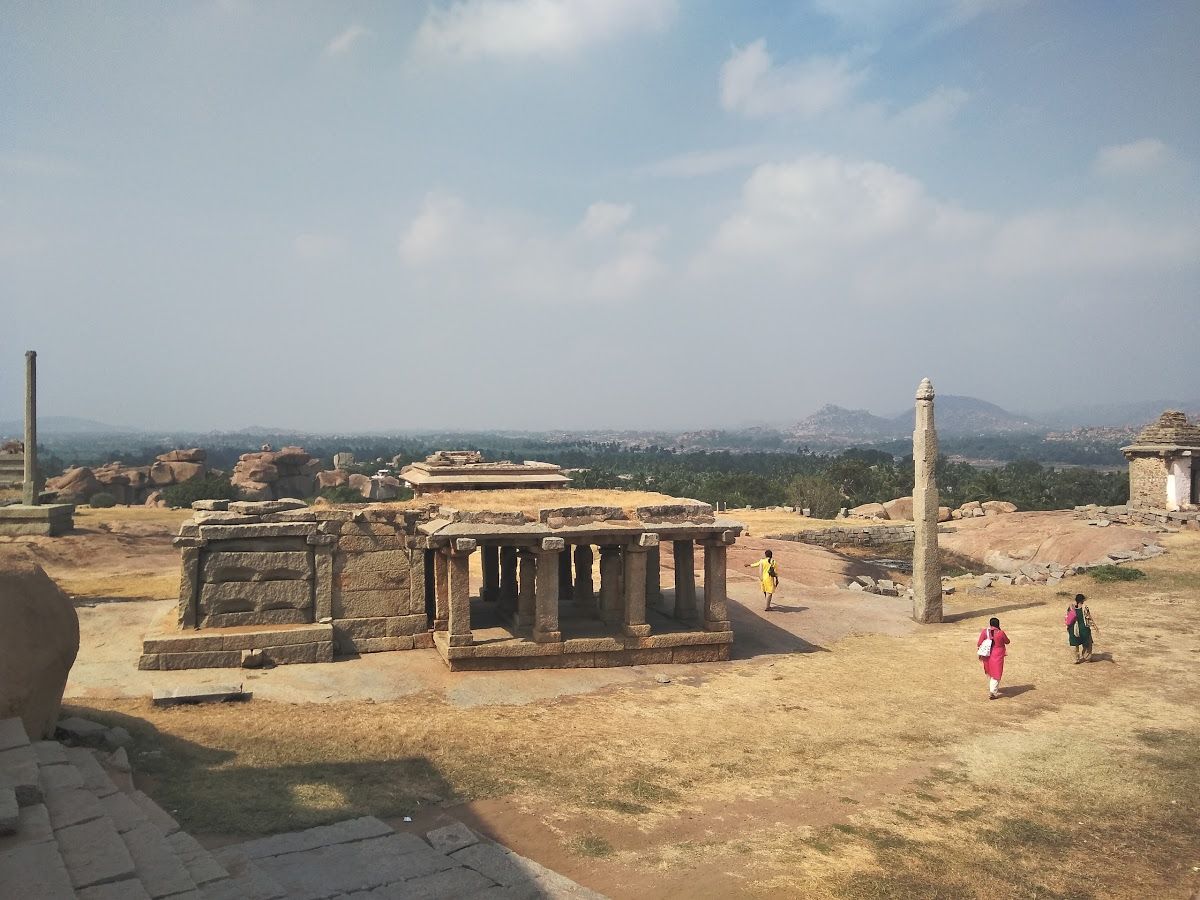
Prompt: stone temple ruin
<box><xmin>1123</xmin><ymin>410</ymin><xmax>1200</xmax><ymax>513</ymax></box>
<box><xmin>140</xmin><ymin>498</ymin><xmax>741</xmax><ymax>672</ymax></box>
<box><xmin>400</xmin><ymin>451</ymin><xmax>571</xmax><ymax>495</ymax></box>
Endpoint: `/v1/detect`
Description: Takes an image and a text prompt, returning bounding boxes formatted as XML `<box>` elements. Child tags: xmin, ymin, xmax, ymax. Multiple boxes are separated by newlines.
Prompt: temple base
<box><xmin>0</xmin><ymin>503</ymin><xmax>75</xmax><ymax>536</ymax></box>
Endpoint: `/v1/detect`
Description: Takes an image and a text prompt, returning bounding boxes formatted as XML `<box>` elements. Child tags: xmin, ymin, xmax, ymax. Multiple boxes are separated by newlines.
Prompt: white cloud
<box><xmin>892</xmin><ymin>85</ymin><xmax>969</xmax><ymax>128</ymax></box>
<box><xmin>1092</xmin><ymin>138</ymin><xmax>1171</xmax><ymax>177</ymax></box>
<box><xmin>399</xmin><ymin>194</ymin><xmax>664</xmax><ymax>302</ymax></box>
<box><xmin>635</xmin><ymin>144</ymin><xmax>770</xmax><ymax>179</ymax></box>
<box><xmin>324</xmin><ymin>24</ymin><xmax>370</xmax><ymax>57</ymax></box>
<box><xmin>699</xmin><ymin>153</ymin><xmax>1198</xmax><ymax>300</ymax></box>
<box><xmin>720</xmin><ymin>40</ymin><xmax>867</xmax><ymax>119</ymax></box>
<box><xmin>812</xmin><ymin>0</ymin><xmax>1027</xmax><ymax>33</ymax></box>
<box><xmin>414</xmin><ymin>0</ymin><xmax>677</xmax><ymax>60</ymax></box>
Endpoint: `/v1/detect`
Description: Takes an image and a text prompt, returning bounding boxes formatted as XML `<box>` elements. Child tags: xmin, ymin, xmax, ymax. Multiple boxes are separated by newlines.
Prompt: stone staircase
<box><xmin>0</xmin><ymin>716</ymin><xmax>603</xmax><ymax>899</ymax></box>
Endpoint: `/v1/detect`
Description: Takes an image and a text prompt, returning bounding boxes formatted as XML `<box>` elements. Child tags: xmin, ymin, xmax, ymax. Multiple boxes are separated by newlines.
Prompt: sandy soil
<box><xmin>11</xmin><ymin>504</ymin><xmax>1199</xmax><ymax>898</ymax></box>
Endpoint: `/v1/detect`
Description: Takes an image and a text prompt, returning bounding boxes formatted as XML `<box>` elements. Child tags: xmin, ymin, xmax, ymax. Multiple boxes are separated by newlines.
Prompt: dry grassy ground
<box><xmin>56</xmin><ymin>500</ymin><xmax>1199</xmax><ymax>899</ymax></box>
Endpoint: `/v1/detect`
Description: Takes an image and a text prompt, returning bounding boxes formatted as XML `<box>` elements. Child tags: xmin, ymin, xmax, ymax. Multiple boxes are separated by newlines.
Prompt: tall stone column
<box><xmin>702</xmin><ymin>539</ymin><xmax>730</xmax><ymax>631</ymax></box>
<box><xmin>499</xmin><ymin>546</ymin><xmax>518</xmax><ymax>611</ymax></box>
<box><xmin>174</xmin><ymin>539</ymin><xmax>204</xmax><ymax>629</ymax></box>
<box><xmin>598</xmin><ymin>545</ymin><xmax>624</xmax><ymax>625</ymax></box>
<box><xmin>622</xmin><ymin>535</ymin><xmax>656</xmax><ymax>637</ymax></box>
<box><xmin>407</xmin><ymin>540</ymin><xmax>428</xmax><ymax>621</ymax></box>
<box><xmin>447</xmin><ymin>539</ymin><xmax>475</xmax><ymax>647</ymax></box>
<box><xmin>481</xmin><ymin>545</ymin><xmax>499</xmax><ymax>602</ymax></box>
<box><xmin>558</xmin><ymin>544</ymin><xmax>573</xmax><ymax>601</ymax></box>
<box><xmin>433</xmin><ymin>549</ymin><xmax>449</xmax><ymax>631</ymax></box>
<box><xmin>533</xmin><ymin>537</ymin><xmax>563</xmax><ymax>643</ymax></box>
<box><xmin>912</xmin><ymin>378</ymin><xmax>943</xmax><ymax>624</ymax></box>
<box><xmin>572</xmin><ymin>544</ymin><xmax>594</xmax><ymax>611</ymax></box>
<box><xmin>516</xmin><ymin>549</ymin><xmax>536</xmax><ymax>627</ymax></box>
<box><xmin>673</xmin><ymin>540</ymin><xmax>697</xmax><ymax>621</ymax></box>
<box><xmin>23</xmin><ymin>350</ymin><xmax>39</xmax><ymax>506</ymax></box>
<box><xmin>645</xmin><ymin>545</ymin><xmax>661</xmax><ymax>611</ymax></box>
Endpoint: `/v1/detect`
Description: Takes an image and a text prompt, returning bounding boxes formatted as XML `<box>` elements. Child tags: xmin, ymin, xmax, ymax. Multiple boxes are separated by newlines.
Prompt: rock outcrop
<box><xmin>232</xmin><ymin>446</ymin><xmax>320</xmax><ymax>501</ymax></box>
<box><xmin>46</xmin><ymin>448</ymin><xmax>210</xmax><ymax>505</ymax></box>
<box><xmin>0</xmin><ymin>547</ymin><xmax>80</xmax><ymax>739</ymax></box>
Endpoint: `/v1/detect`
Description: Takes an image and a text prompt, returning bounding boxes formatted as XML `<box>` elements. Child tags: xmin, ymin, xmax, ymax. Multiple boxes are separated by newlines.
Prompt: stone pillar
<box><xmin>572</xmin><ymin>544</ymin><xmax>594</xmax><ymax>611</ymax></box>
<box><xmin>516</xmin><ymin>549</ymin><xmax>536</xmax><ymax>628</ymax></box>
<box><xmin>482</xmin><ymin>545</ymin><xmax>500</xmax><ymax>602</ymax></box>
<box><xmin>912</xmin><ymin>377</ymin><xmax>943</xmax><ymax>624</ymax></box>
<box><xmin>673</xmin><ymin>540</ymin><xmax>697</xmax><ymax>621</ymax></box>
<box><xmin>447</xmin><ymin>538</ymin><xmax>475</xmax><ymax>646</ymax></box>
<box><xmin>23</xmin><ymin>350</ymin><xmax>38</xmax><ymax>506</ymax></box>
<box><xmin>309</xmin><ymin>533</ymin><xmax>337</xmax><ymax>622</ymax></box>
<box><xmin>175</xmin><ymin>539</ymin><xmax>204</xmax><ymax>629</ymax></box>
<box><xmin>558</xmin><ymin>543</ymin><xmax>573</xmax><ymax>601</ymax></box>
<box><xmin>499</xmin><ymin>546</ymin><xmax>518</xmax><ymax>611</ymax></box>
<box><xmin>645</xmin><ymin>545</ymin><xmax>661</xmax><ymax>611</ymax></box>
<box><xmin>702</xmin><ymin>539</ymin><xmax>730</xmax><ymax>631</ymax></box>
<box><xmin>598</xmin><ymin>545</ymin><xmax>624</xmax><ymax>625</ymax></box>
<box><xmin>433</xmin><ymin>549</ymin><xmax>449</xmax><ymax>631</ymax></box>
<box><xmin>622</xmin><ymin>535</ymin><xmax>656</xmax><ymax>637</ymax></box>
<box><xmin>407</xmin><ymin>541</ymin><xmax>427</xmax><ymax>620</ymax></box>
<box><xmin>533</xmin><ymin>537</ymin><xmax>563</xmax><ymax>643</ymax></box>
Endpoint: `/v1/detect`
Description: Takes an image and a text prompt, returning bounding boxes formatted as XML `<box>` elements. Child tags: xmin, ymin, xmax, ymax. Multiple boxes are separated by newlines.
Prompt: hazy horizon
<box><xmin>4</xmin><ymin>2</ymin><xmax>1198</xmax><ymax>432</ymax></box>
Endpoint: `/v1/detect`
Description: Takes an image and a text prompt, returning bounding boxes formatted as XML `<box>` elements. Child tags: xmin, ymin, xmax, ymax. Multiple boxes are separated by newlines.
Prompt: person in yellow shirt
<box><xmin>745</xmin><ymin>549</ymin><xmax>779</xmax><ymax>611</ymax></box>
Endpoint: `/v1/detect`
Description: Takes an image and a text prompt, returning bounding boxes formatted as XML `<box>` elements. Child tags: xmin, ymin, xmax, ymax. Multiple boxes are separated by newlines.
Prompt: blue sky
<box><xmin>3</xmin><ymin>1</ymin><xmax>1198</xmax><ymax>431</ymax></box>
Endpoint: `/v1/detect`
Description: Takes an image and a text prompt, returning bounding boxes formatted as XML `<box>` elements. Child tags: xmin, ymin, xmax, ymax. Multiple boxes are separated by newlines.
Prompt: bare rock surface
<box><xmin>0</xmin><ymin>548</ymin><xmax>80</xmax><ymax>740</ymax></box>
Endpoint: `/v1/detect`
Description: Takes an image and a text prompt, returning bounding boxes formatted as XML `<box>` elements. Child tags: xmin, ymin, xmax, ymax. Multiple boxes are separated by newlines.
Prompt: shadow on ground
<box><xmin>726</xmin><ymin>598</ymin><xmax>828</xmax><ymax>659</ymax></box>
<box><xmin>943</xmin><ymin>600</ymin><xmax>1047</xmax><ymax>623</ymax></box>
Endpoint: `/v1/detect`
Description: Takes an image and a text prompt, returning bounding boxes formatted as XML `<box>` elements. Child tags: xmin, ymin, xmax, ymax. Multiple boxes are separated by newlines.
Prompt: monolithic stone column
<box><xmin>598</xmin><ymin>545</ymin><xmax>624</xmax><ymax>626</ymax></box>
<box><xmin>573</xmin><ymin>543</ymin><xmax>594</xmax><ymax>611</ymax></box>
<box><xmin>558</xmin><ymin>544</ymin><xmax>573</xmax><ymax>601</ymax></box>
<box><xmin>481</xmin><ymin>545</ymin><xmax>499</xmax><ymax>602</ymax></box>
<box><xmin>23</xmin><ymin>350</ymin><xmax>38</xmax><ymax>506</ymax></box>
<box><xmin>534</xmin><ymin>537</ymin><xmax>563</xmax><ymax>643</ymax></box>
<box><xmin>309</xmin><ymin>533</ymin><xmax>337</xmax><ymax>622</ymax></box>
<box><xmin>174</xmin><ymin>538</ymin><xmax>204</xmax><ymax>629</ymax></box>
<box><xmin>433</xmin><ymin>549</ymin><xmax>449</xmax><ymax>631</ymax></box>
<box><xmin>673</xmin><ymin>540</ymin><xmax>697</xmax><ymax>621</ymax></box>
<box><xmin>702</xmin><ymin>539</ymin><xmax>730</xmax><ymax>632</ymax></box>
<box><xmin>499</xmin><ymin>546</ymin><xmax>518</xmax><ymax>611</ymax></box>
<box><xmin>645</xmin><ymin>545</ymin><xmax>661</xmax><ymax>611</ymax></box>
<box><xmin>622</xmin><ymin>535</ymin><xmax>656</xmax><ymax>637</ymax></box>
<box><xmin>912</xmin><ymin>378</ymin><xmax>943</xmax><ymax>624</ymax></box>
<box><xmin>516</xmin><ymin>549</ymin><xmax>536</xmax><ymax>627</ymax></box>
<box><xmin>448</xmin><ymin>538</ymin><xmax>475</xmax><ymax>647</ymax></box>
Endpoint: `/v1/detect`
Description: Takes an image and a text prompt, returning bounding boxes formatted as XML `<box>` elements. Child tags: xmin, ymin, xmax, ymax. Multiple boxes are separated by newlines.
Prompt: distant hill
<box><xmin>789</xmin><ymin>404</ymin><xmax>903</xmax><ymax>442</ymax></box>
<box><xmin>0</xmin><ymin>416</ymin><xmax>139</xmax><ymax>436</ymax></box>
<box><xmin>888</xmin><ymin>395</ymin><xmax>1043</xmax><ymax>436</ymax></box>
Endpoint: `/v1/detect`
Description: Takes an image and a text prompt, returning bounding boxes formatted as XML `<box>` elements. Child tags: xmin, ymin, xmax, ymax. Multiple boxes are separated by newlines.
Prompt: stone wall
<box><xmin>1128</xmin><ymin>456</ymin><xmax>1168</xmax><ymax>510</ymax></box>
<box><xmin>1075</xmin><ymin>503</ymin><xmax>1199</xmax><ymax>530</ymax></box>
<box><xmin>770</xmin><ymin>523</ymin><xmax>916</xmax><ymax>547</ymax></box>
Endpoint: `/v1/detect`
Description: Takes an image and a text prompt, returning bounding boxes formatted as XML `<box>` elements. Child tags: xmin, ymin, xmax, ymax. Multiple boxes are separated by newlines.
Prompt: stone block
<box><xmin>199</xmin><ymin>580</ymin><xmax>312</xmax><ymax>616</ymax></box>
<box><xmin>0</xmin><ymin>718</ymin><xmax>29</xmax><ymax>753</ymax></box>
<box><xmin>561</xmin><ymin>636</ymin><xmax>624</xmax><ymax>654</ymax></box>
<box><xmin>63</xmin><ymin>748</ymin><xmax>117</xmax><ymax>798</ymax></box>
<box><xmin>426</xmin><ymin>822</ymin><xmax>479</xmax><ymax>854</ymax></box>
<box><xmin>394</xmin><ymin>865</ymin><xmax>496</xmax><ymax>899</ymax></box>
<box><xmin>201</xmin><ymin>552</ymin><xmax>312</xmax><ymax>583</ymax></box>
<box><xmin>151</xmin><ymin>685</ymin><xmax>248</xmax><ymax>706</ymax></box>
<box><xmin>43</xmin><ymin>786</ymin><xmax>103</xmax><ymax>832</ymax></box>
<box><xmin>539</xmin><ymin>537</ymin><xmax>564</xmax><ymax>551</ymax></box>
<box><xmin>236</xmin><ymin>815</ymin><xmax>395</xmax><ymax>861</ymax></box>
<box><xmin>332</xmin><ymin>616</ymin><xmax>427</xmax><ymax>641</ymax></box>
<box><xmin>0</xmin><ymin>838</ymin><xmax>75</xmax><ymax>897</ymax></box>
<box><xmin>261</xmin><ymin>641</ymin><xmax>334</xmax><ymax>665</ymax></box>
<box><xmin>255</xmin><ymin>833</ymin><xmax>456</xmax><ymax>897</ymax></box>
<box><xmin>449</xmin><ymin>841</ymin><xmax>535</xmax><ymax>887</ymax></box>
<box><xmin>57</xmin><ymin>817</ymin><xmax>137</xmax><ymax>889</ymax></box>
<box><xmin>191</xmin><ymin>500</ymin><xmax>230</xmax><ymax>511</ymax></box>
<box><xmin>343</xmin><ymin>636</ymin><xmax>415</xmax><ymax>654</ymax></box>
<box><xmin>77</xmin><ymin>879</ymin><xmax>152</xmax><ymax>900</ymax></box>
<box><xmin>194</xmin><ymin>513</ymin><xmax>260</xmax><ymax>526</ymax></box>
<box><xmin>198</xmin><ymin>523</ymin><xmax>317</xmax><ymax>541</ymax></box>
<box><xmin>332</xmin><ymin>589</ymin><xmax>410</xmax><ymax>620</ymax></box>
<box><xmin>672</xmin><ymin>644</ymin><xmax>723</xmax><ymax>663</ymax></box>
<box><xmin>337</xmin><ymin>535</ymin><xmax>408</xmax><ymax>552</ymax></box>
<box><xmin>228</xmin><ymin>500</ymin><xmax>307</xmax><ymax>515</ymax></box>
<box><xmin>626</xmin><ymin>648</ymin><xmax>673</xmax><ymax>666</ymax></box>
<box><xmin>338</xmin><ymin>522</ymin><xmax>402</xmax><ymax>537</ymax></box>
<box><xmin>38</xmin><ymin>759</ymin><xmax>83</xmax><ymax>792</ymax></box>
<box><xmin>206</xmin><ymin>537</ymin><xmax>307</xmax><ymax>553</ymax></box>
<box><xmin>165</xmin><ymin>830</ymin><xmax>229</xmax><ymax>886</ymax></box>
<box><xmin>120</xmin><ymin>821</ymin><xmax>196</xmax><ymax>898</ymax></box>
<box><xmin>628</xmin><ymin>631</ymin><xmax>732</xmax><ymax>649</ymax></box>
<box><xmin>32</xmin><ymin>740</ymin><xmax>67</xmax><ymax>766</ymax></box>
<box><xmin>0</xmin><ymin>787</ymin><xmax>17</xmax><ymax>835</ymax></box>
<box><xmin>0</xmin><ymin>745</ymin><xmax>41</xmax><ymax>806</ymax></box>
<box><xmin>155</xmin><ymin>650</ymin><xmax>244</xmax><ymax>670</ymax></box>
<box><xmin>129</xmin><ymin>790</ymin><xmax>179</xmax><ymax>835</ymax></box>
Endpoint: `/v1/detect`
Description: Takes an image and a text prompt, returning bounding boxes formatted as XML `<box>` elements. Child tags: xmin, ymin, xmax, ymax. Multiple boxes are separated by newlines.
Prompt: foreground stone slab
<box><xmin>57</xmin><ymin>717</ymin><xmax>109</xmax><ymax>747</ymax></box>
<box><xmin>0</xmin><ymin>787</ymin><xmax>17</xmax><ymax>835</ymax></box>
<box><xmin>0</xmin><ymin>837</ymin><xmax>75</xmax><ymax>898</ymax></box>
<box><xmin>77</xmin><ymin>879</ymin><xmax>152</xmax><ymax>900</ymax></box>
<box><xmin>0</xmin><ymin>503</ymin><xmax>75</xmax><ymax>536</ymax></box>
<box><xmin>425</xmin><ymin>822</ymin><xmax>479</xmax><ymax>854</ymax></box>
<box><xmin>63</xmin><ymin>748</ymin><xmax>117</xmax><ymax>798</ymax></box>
<box><xmin>57</xmin><ymin>816</ymin><xmax>137</xmax><ymax>889</ymax></box>
<box><xmin>0</xmin><ymin>744</ymin><xmax>42</xmax><ymax>806</ymax></box>
<box><xmin>129</xmin><ymin>791</ymin><xmax>180</xmax><ymax>836</ymax></box>
<box><xmin>365</xmin><ymin>864</ymin><xmax>496</xmax><ymax>898</ymax></box>
<box><xmin>120</xmin><ymin>820</ymin><xmax>197</xmax><ymax>898</ymax></box>
<box><xmin>43</xmin><ymin>786</ymin><xmax>102</xmax><ymax>832</ymax></box>
<box><xmin>151</xmin><ymin>685</ymin><xmax>250</xmax><ymax>707</ymax></box>
<box><xmin>237</xmin><ymin>815</ymin><xmax>396</xmax><ymax>860</ymax></box>
<box><xmin>0</xmin><ymin>718</ymin><xmax>30</xmax><ymax>753</ymax></box>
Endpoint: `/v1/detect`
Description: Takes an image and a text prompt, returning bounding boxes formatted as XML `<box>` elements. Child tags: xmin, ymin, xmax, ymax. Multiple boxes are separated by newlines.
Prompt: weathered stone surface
<box><xmin>38</xmin><ymin>759</ymin><xmax>83</xmax><ymax>793</ymax></box>
<box><xmin>332</xmin><ymin>616</ymin><xmax>427</xmax><ymax>640</ymax></box>
<box><xmin>0</xmin><ymin>787</ymin><xmax>17</xmax><ymax>835</ymax></box>
<box><xmin>0</xmin><ymin>836</ymin><xmax>75</xmax><ymax>898</ymax></box>
<box><xmin>0</xmin><ymin>744</ymin><xmax>42</xmax><ymax>806</ymax></box>
<box><xmin>911</xmin><ymin>378</ymin><xmax>942</xmax><ymax>625</ymax></box>
<box><xmin>261</xmin><ymin>642</ymin><xmax>334</xmax><ymax>665</ymax></box>
<box><xmin>0</xmin><ymin>549</ymin><xmax>80</xmax><ymax>740</ymax></box>
<box><xmin>332</xmin><ymin>589</ymin><xmax>410</xmax><ymax>620</ymax></box>
<box><xmin>0</xmin><ymin>718</ymin><xmax>29</xmax><ymax>753</ymax></box>
<box><xmin>882</xmin><ymin>497</ymin><xmax>914</xmax><ymax>521</ymax></box>
<box><xmin>129</xmin><ymin>791</ymin><xmax>179</xmax><ymax>835</ymax></box>
<box><xmin>98</xmin><ymin>792</ymin><xmax>144</xmax><ymax>835</ymax></box>
<box><xmin>387</xmin><ymin>865</ymin><xmax>496</xmax><ymax>899</ymax></box>
<box><xmin>426</xmin><ymin>822</ymin><xmax>479</xmax><ymax>854</ymax></box>
<box><xmin>982</xmin><ymin>500</ymin><xmax>1019</xmax><ymax>515</ymax></box>
<box><xmin>849</xmin><ymin>502</ymin><xmax>888</xmax><ymax>519</ymax></box>
<box><xmin>199</xmin><ymin>580</ymin><xmax>312</xmax><ymax>619</ymax></box>
<box><xmin>165</xmin><ymin>830</ymin><xmax>228</xmax><ymax>886</ymax></box>
<box><xmin>671</xmin><ymin>644</ymin><xmax>723</xmax><ymax>663</ymax></box>
<box><xmin>236</xmin><ymin>815</ymin><xmax>394</xmax><ymax>861</ymax></box>
<box><xmin>56</xmin><ymin>717</ymin><xmax>108</xmax><ymax>746</ymax></box>
<box><xmin>43</xmin><ymin>786</ymin><xmax>102</xmax><ymax>832</ymax></box>
<box><xmin>57</xmin><ymin>816</ymin><xmax>137</xmax><ymax>889</ymax></box>
<box><xmin>197</xmin><ymin>523</ymin><xmax>317</xmax><ymax>541</ymax></box>
<box><xmin>32</xmin><ymin>740</ymin><xmax>67</xmax><ymax>766</ymax></box>
<box><xmin>255</xmin><ymin>833</ymin><xmax>456</xmax><ymax>897</ymax></box>
<box><xmin>78</xmin><ymin>880</ymin><xmax>152</xmax><ymax>900</ymax></box>
<box><xmin>449</xmin><ymin>841</ymin><xmax>536</xmax><ymax>887</ymax></box>
<box><xmin>193</xmin><ymin>513</ymin><xmax>260</xmax><ymax>526</ymax></box>
<box><xmin>151</xmin><ymin>685</ymin><xmax>248</xmax><ymax>706</ymax></box>
<box><xmin>343</xmin><ymin>636</ymin><xmax>414</xmax><ymax>654</ymax></box>
<box><xmin>201</xmin><ymin>552</ymin><xmax>312</xmax><ymax>584</ymax></box>
<box><xmin>120</xmin><ymin>820</ymin><xmax>196</xmax><ymax>898</ymax></box>
<box><xmin>63</xmin><ymin>748</ymin><xmax>116</xmax><ymax>798</ymax></box>
<box><xmin>191</xmin><ymin>500</ymin><xmax>230</xmax><ymax>512</ymax></box>
<box><xmin>336</xmin><ymin>535</ymin><xmax>408</xmax><ymax>552</ymax></box>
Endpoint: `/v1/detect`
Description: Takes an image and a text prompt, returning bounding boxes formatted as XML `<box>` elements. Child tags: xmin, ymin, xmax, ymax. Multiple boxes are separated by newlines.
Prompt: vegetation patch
<box><xmin>1089</xmin><ymin>564</ymin><xmax>1146</xmax><ymax>582</ymax></box>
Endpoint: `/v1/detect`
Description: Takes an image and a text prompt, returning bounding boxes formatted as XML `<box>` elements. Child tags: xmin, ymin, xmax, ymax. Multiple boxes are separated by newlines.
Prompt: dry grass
<box><xmin>726</xmin><ymin>506</ymin><xmax>844</xmax><ymax>536</ymax></box>
<box><xmin>72</xmin><ymin>506</ymin><xmax>193</xmax><ymax>529</ymax></box>
<box><xmin>66</xmin><ymin>529</ymin><xmax>1200</xmax><ymax>898</ymax></box>
<box><xmin>58</xmin><ymin>571</ymin><xmax>179</xmax><ymax>602</ymax></box>
<box><xmin>364</xmin><ymin>487</ymin><xmax>690</xmax><ymax>519</ymax></box>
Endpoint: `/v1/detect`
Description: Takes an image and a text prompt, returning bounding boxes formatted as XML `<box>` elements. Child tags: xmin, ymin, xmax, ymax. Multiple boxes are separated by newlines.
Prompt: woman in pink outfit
<box><xmin>977</xmin><ymin>616</ymin><xmax>1010</xmax><ymax>700</ymax></box>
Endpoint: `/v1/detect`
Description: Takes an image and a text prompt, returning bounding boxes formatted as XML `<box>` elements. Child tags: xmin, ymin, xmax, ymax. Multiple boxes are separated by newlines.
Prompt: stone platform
<box><xmin>0</xmin><ymin>503</ymin><xmax>75</xmax><ymax>536</ymax></box>
<box><xmin>433</xmin><ymin>601</ymin><xmax>732</xmax><ymax>671</ymax></box>
<box><xmin>138</xmin><ymin>623</ymin><xmax>335</xmax><ymax>671</ymax></box>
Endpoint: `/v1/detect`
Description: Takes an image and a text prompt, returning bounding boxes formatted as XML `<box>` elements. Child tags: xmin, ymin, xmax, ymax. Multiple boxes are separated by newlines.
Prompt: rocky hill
<box><xmin>788</xmin><ymin>396</ymin><xmax>1043</xmax><ymax>443</ymax></box>
<box><xmin>789</xmin><ymin>404</ymin><xmax>903</xmax><ymax>442</ymax></box>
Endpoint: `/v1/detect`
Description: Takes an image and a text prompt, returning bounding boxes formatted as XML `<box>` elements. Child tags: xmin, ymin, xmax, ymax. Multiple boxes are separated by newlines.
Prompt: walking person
<box><xmin>977</xmin><ymin>616</ymin><xmax>1010</xmax><ymax>700</ymax></box>
<box><xmin>745</xmin><ymin>549</ymin><xmax>780</xmax><ymax>611</ymax></box>
<box><xmin>1066</xmin><ymin>593</ymin><xmax>1096</xmax><ymax>663</ymax></box>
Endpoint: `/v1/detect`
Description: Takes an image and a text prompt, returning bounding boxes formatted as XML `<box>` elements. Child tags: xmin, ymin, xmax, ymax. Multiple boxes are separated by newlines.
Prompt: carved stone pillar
<box><xmin>517</xmin><ymin>549</ymin><xmax>536</xmax><ymax>628</ymax></box>
<box><xmin>598</xmin><ymin>545</ymin><xmax>624</xmax><ymax>626</ymax></box>
<box><xmin>433</xmin><ymin>549</ymin><xmax>449</xmax><ymax>631</ymax></box>
<box><xmin>622</xmin><ymin>535</ymin><xmax>656</xmax><ymax>637</ymax></box>
<box><xmin>534</xmin><ymin>537</ymin><xmax>563</xmax><ymax>643</ymax></box>
<box><xmin>447</xmin><ymin>538</ymin><xmax>475</xmax><ymax>647</ymax></box>
<box><xmin>702</xmin><ymin>539</ymin><xmax>730</xmax><ymax>631</ymax></box>
<box><xmin>673</xmin><ymin>539</ymin><xmax>697</xmax><ymax>621</ymax></box>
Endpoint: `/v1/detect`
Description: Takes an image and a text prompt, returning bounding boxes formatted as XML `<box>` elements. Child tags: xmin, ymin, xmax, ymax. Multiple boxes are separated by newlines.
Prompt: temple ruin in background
<box><xmin>1122</xmin><ymin>411</ymin><xmax>1200</xmax><ymax>513</ymax></box>
<box><xmin>399</xmin><ymin>451</ymin><xmax>570</xmax><ymax>495</ymax></box>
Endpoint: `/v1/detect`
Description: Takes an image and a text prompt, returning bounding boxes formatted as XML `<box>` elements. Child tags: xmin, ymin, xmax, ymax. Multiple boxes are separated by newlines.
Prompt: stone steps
<box><xmin>1</xmin><ymin>715</ymin><xmax>605</xmax><ymax>899</ymax></box>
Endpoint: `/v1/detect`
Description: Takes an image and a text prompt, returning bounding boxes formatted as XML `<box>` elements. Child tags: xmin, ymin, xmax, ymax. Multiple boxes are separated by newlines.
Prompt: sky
<box><xmin>2</xmin><ymin>0</ymin><xmax>1198</xmax><ymax>432</ymax></box>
